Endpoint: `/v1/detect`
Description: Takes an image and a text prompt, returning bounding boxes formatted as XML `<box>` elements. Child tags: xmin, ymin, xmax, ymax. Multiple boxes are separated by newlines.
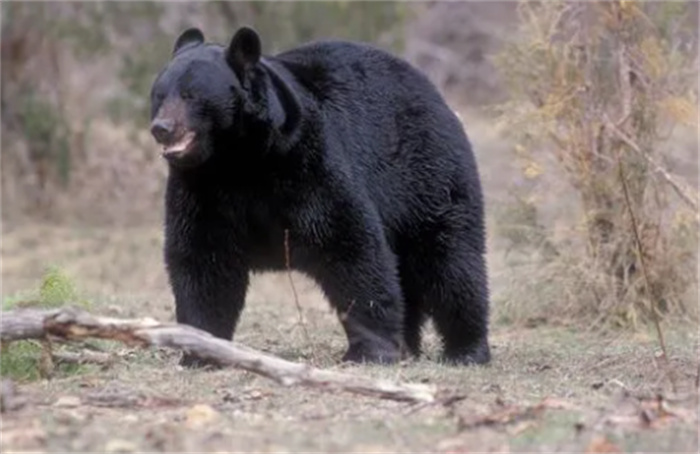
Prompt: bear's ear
<box><xmin>173</xmin><ymin>28</ymin><xmax>205</xmax><ymax>55</ymax></box>
<box><xmin>226</xmin><ymin>26</ymin><xmax>262</xmax><ymax>81</ymax></box>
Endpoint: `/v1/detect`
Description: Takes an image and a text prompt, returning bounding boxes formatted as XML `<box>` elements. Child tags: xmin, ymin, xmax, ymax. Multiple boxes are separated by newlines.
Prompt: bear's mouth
<box><xmin>161</xmin><ymin>131</ymin><xmax>197</xmax><ymax>158</ymax></box>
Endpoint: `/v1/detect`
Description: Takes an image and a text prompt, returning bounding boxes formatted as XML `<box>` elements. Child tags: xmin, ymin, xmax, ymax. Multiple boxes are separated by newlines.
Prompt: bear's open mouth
<box><xmin>162</xmin><ymin>131</ymin><xmax>197</xmax><ymax>157</ymax></box>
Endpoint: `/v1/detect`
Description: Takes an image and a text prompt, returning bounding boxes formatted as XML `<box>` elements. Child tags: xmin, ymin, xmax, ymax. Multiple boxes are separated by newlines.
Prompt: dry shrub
<box><xmin>490</xmin><ymin>0</ymin><xmax>698</xmax><ymax>327</ymax></box>
<box><xmin>1</xmin><ymin>2</ymin><xmax>168</xmax><ymax>226</ymax></box>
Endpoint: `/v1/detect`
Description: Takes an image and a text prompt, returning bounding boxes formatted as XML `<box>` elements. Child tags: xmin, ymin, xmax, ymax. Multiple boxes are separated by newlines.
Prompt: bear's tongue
<box><xmin>163</xmin><ymin>131</ymin><xmax>196</xmax><ymax>154</ymax></box>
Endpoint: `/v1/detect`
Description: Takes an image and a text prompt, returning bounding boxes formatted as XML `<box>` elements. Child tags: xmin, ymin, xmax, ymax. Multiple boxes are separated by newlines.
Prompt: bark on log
<box><xmin>0</xmin><ymin>307</ymin><xmax>437</xmax><ymax>403</ymax></box>
<box><xmin>1</xmin><ymin>308</ymin><xmax>60</xmax><ymax>341</ymax></box>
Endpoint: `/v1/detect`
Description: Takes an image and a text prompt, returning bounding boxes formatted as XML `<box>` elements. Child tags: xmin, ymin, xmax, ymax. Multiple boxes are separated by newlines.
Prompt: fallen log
<box><xmin>1</xmin><ymin>307</ymin><xmax>437</xmax><ymax>403</ymax></box>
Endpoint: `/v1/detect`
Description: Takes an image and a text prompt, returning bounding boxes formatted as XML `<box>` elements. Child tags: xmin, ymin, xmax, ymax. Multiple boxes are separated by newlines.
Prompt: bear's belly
<box><xmin>247</xmin><ymin>227</ymin><xmax>288</xmax><ymax>271</ymax></box>
<box><xmin>245</xmin><ymin>220</ymin><xmax>327</xmax><ymax>275</ymax></box>
<box><xmin>244</xmin><ymin>202</ymin><xmax>299</xmax><ymax>272</ymax></box>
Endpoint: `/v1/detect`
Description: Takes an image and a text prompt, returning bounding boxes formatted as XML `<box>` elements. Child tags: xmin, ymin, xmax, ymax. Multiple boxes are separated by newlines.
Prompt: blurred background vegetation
<box><xmin>1</xmin><ymin>1</ymin><xmax>698</xmax><ymax>329</ymax></box>
<box><xmin>1</xmin><ymin>1</ymin><xmax>410</xmax><ymax>224</ymax></box>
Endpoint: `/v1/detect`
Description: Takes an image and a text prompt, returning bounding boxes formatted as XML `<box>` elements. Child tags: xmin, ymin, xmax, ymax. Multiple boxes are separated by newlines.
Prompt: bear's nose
<box><xmin>150</xmin><ymin>119</ymin><xmax>175</xmax><ymax>144</ymax></box>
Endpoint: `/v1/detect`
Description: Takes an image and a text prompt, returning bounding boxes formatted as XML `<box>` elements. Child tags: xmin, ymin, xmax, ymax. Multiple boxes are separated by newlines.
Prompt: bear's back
<box><xmin>273</xmin><ymin>40</ymin><xmax>447</xmax><ymax>109</ymax></box>
<box><xmin>271</xmin><ymin>40</ymin><xmax>478</xmax><ymax>233</ymax></box>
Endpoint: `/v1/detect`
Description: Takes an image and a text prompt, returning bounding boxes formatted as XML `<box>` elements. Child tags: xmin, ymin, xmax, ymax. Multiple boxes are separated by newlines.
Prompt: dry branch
<box><xmin>0</xmin><ymin>307</ymin><xmax>437</xmax><ymax>403</ymax></box>
<box><xmin>617</xmin><ymin>158</ymin><xmax>677</xmax><ymax>393</ymax></box>
<box><xmin>52</xmin><ymin>350</ymin><xmax>115</xmax><ymax>366</ymax></box>
<box><xmin>605</xmin><ymin>116</ymin><xmax>700</xmax><ymax>220</ymax></box>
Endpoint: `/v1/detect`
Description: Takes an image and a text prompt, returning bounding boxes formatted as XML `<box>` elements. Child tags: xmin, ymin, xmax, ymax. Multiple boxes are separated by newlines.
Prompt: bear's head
<box><xmin>149</xmin><ymin>26</ymin><xmax>299</xmax><ymax>169</ymax></box>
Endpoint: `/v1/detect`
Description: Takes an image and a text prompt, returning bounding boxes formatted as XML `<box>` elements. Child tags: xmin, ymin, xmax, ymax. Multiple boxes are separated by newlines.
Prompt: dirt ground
<box><xmin>1</xmin><ymin>220</ymin><xmax>698</xmax><ymax>453</ymax></box>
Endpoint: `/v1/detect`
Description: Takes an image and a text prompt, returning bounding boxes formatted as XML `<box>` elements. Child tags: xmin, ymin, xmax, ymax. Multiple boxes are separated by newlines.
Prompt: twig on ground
<box><xmin>284</xmin><ymin>229</ymin><xmax>318</xmax><ymax>362</ymax></box>
<box><xmin>39</xmin><ymin>338</ymin><xmax>56</xmax><ymax>379</ymax></box>
<box><xmin>53</xmin><ymin>350</ymin><xmax>115</xmax><ymax>366</ymax></box>
<box><xmin>0</xmin><ymin>306</ymin><xmax>437</xmax><ymax>404</ymax></box>
<box><xmin>608</xmin><ymin>378</ymin><xmax>631</xmax><ymax>393</ymax></box>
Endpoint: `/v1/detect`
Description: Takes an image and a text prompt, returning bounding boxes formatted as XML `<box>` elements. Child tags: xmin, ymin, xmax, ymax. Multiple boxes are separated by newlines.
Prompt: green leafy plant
<box><xmin>1</xmin><ymin>267</ymin><xmax>92</xmax><ymax>381</ymax></box>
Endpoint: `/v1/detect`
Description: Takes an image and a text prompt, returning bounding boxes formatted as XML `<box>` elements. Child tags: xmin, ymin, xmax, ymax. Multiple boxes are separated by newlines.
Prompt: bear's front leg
<box><xmin>165</xmin><ymin>247</ymin><xmax>250</xmax><ymax>369</ymax></box>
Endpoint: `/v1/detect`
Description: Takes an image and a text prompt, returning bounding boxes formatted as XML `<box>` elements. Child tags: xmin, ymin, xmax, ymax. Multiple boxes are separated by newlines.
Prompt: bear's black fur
<box><xmin>149</xmin><ymin>26</ymin><xmax>491</xmax><ymax>367</ymax></box>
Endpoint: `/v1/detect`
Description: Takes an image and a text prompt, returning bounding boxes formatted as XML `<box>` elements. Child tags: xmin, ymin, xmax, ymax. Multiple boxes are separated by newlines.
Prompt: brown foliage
<box><xmin>492</xmin><ymin>0</ymin><xmax>698</xmax><ymax>325</ymax></box>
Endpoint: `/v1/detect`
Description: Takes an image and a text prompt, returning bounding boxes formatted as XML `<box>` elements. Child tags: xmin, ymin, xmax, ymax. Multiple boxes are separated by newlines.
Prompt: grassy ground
<box><xmin>1</xmin><ymin>223</ymin><xmax>698</xmax><ymax>453</ymax></box>
<box><xmin>2</xmin><ymin>108</ymin><xmax>698</xmax><ymax>452</ymax></box>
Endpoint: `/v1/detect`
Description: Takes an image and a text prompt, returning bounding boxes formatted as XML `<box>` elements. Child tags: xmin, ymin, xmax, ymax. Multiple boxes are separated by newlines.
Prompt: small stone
<box><xmin>121</xmin><ymin>414</ymin><xmax>139</xmax><ymax>423</ymax></box>
<box><xmin>54</xmin><ymin>396</ymin><xmax>81</xmax><ymax>408</ymax></box>
<box><xmin>104</xmin><ymin>439</ymin><xmax>138</xmax><ymax>452</ymax></box>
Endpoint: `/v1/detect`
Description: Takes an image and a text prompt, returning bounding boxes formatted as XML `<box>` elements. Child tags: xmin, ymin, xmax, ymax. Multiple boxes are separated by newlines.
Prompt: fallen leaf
<box><xmin>437</xmin><ymin>437</ymin><xmax>510</xmax><ymax>453</ymax></box>
<box><xmin>508</xmin><ymin>420</ymin><xmax>536</xmax><ymax>435</ymax></box>
<box><xmin>221</xmin><ymin>388</ymin><xmax>274</xmax><ymax>403</ymax></box>
<box><xmin>436</xmin><ymin>437</ymin><xmax>470</xmax><ymax>453</ymax></box>
<box><xmin>352</xmin><ymin>445</ymin><xmax>397</xmax><ymax>453</ymax></box>
<box><xmin>540</xmin><ymin>396</ymin><xmax>577</xmax><ymax>410</ymax></box>
<box><xmin>185</xmin><ymin>403</ymin><xmax>220</xmax><ymax>428</ymax></box>
<box><xmin>77</xmin><ymin>378</ymin><xmax>103</xmax><ymax>388</ymax></box>
<box><xmin>104</xmin><ymin>439</ymin><xmax>138</xmax><ymax>452</ymax></box>
<box><xmin>246</xmin><ymin>389</ymin><xmax>267</xmax><ymax>400</ymax></box>
<box><xmin>637</xmin><ymin>394</ymin><xmax>690</xmax><ymax>429</ymax></box>
<box><xmin>54</xmin><ymin>395</ymin><xmax>81</xmax><ymax>408</ymax></box>
<box><xmin>140</xmin><ymin>395</ymin><xmax>183</xmax><ymax>409</ymax></box>
<box><xmin>586</xmin><ymin>436</ymin><xmax>621</xmax><ymax>453</ymax></box>
<box><xmin>121</xmin><ymin>414</ymin><xmax>139</xmax><ymax>423</ymax></box>
<box><xmin>602</xmin><ymin>393</ymin><xmax>696</xmax><ymax>431</ymax></box>
<box><xmin>458</xmin><ymin>397</ymin><xmax>572</xmax><ymax>430</ymax></box>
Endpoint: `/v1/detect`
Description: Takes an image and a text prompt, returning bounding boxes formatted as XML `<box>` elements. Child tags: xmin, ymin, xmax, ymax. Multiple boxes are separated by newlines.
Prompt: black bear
<box><xmin>149</xmin><ymin>26</ymin><xmax>491</xmax><ymax>367</ymax></box>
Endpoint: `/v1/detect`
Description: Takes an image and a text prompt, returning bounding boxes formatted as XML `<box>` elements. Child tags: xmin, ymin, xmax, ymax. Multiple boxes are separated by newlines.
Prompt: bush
<box><xmin>1</xmin><ymin>267</ymin><xmax>92</xmax><ymax>381</ymax></box>
<box><xmin>491</xmin><ymin>0</ymin><xmax>698</xmax><ymax>327</ymax></box>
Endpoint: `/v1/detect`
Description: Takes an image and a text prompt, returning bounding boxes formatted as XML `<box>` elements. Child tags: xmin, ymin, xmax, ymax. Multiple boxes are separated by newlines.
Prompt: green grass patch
<box><xmin>1</xmin><ymin>266</ymin><xmax>94</xmax><ymax>382</ymax></box>
<box><xmin>2</xmin><ymin>265</ymin><xmax>91</xmax><ymax>310</ymax></box>
<box><xmin>0</xmin><ymin>340</ymin><xmax>89</xmax><ymax>382</ymax></box>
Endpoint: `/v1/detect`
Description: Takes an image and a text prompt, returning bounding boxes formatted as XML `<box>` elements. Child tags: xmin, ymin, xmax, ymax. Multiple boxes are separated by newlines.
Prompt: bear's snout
<box><xmin>150</xmin><ymin>119</ymin><xmax>175</xmax><ymax>145</ymax></box>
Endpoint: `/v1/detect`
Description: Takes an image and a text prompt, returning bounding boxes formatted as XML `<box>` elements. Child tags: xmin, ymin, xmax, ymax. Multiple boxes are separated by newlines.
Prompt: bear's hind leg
<box><xmin>429</xmin><ymin>248</ymin><xmax>491</xmax><ymax>365</ymax></box>
<box><xmin>403</xmin><ymin>234</ymin><xmax>490</xmax><ymax>366</ymax></box>
<box><xmin>398</xmin><ymin>264</ymin><xmax>427</xmax><ymax>358</ymax></box>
